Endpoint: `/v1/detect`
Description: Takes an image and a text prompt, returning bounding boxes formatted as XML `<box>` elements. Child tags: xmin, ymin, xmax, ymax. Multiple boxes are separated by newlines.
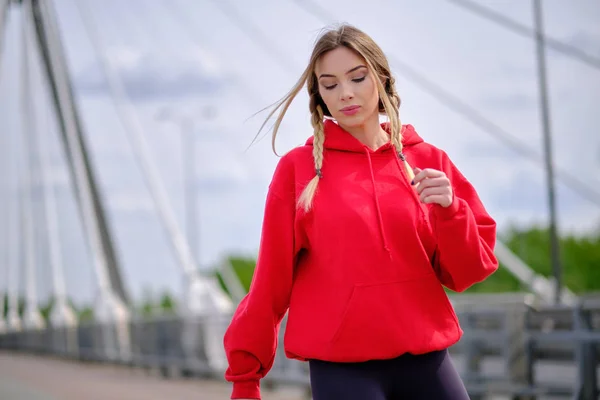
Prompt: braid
<box><xmin>298</xmin><ymin>104</ymin><xmax>325</xmax><ymax>212</ymax></box>
<box><xmin>312</xmin><ymin>106</ymin><xmax>326</xmax><ymax>177</ymax></box>
<box><xmin>390</xmin><ymin>120</ymin><xmax>414</xmax><ymax>181</ymax></box>
<box><xmin>378</xmin><ymin>74</ymin><xmax>414</xmax><ymax>181</ymax></box>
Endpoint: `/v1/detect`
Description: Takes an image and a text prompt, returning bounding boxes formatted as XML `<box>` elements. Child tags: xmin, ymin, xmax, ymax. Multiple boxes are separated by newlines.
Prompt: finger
<box><xmin>412</xmin><ymin>168</ymin><xmax>445</xmax><ymax>185</ymax></box>
<box><xmin>422</xmin><ymin>194</ymin><xmax>449</xmax><ymax>205</ymax></box>
<box><xmin>419</xmin><ymin>186</ymin><xmax>448</xmax><ymax>202</ymax></box>
<box><xmin>410</xmin><ymin>167</ymin><xmax>422</xmax><ymax>185</ymax></box>
<box><xmin>415</xmin><ymin>177</ymin><xmax>450</xmax><ymax>195</ymax></box>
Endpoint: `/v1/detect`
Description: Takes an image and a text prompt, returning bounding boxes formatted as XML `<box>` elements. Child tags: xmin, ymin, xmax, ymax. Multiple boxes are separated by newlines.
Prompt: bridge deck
<box><xmin>0</xmin><ymin>351</ymin><xmax>306</xmax><ymax>400</ymax></box>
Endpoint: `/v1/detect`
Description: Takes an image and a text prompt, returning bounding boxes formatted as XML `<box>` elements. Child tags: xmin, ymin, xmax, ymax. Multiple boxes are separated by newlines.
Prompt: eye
<box><xmin>352</xmin><ymin>76</ymin><xmax>366</xmax><ymax>83</ymax></box>
<box><xmin>323</xmin><ymin>83</ymin><xmax>337</xmax><ymax>90</ymax></box>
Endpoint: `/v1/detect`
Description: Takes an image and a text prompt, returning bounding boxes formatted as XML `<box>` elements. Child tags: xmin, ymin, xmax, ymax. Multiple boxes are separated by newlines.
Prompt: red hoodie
<box><xmin>224</xmin><ymin>120</ymin><xmax>498</xmax><ymax>399</ymax></box>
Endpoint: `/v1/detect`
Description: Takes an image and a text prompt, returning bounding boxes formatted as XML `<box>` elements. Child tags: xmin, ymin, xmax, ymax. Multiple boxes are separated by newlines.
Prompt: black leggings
<box><xmin>308</xmin><ymin>349</ymin><xmax>469</xmax><ymax>400</ymax></box>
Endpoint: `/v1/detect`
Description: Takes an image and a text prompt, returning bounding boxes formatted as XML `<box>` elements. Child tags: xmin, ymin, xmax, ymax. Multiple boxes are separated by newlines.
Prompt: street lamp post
<box><xmin>180</xmin><ymin>116</ymin><xmax>198</xmax><ymax>263</ymax></box>
<box><xmin>533</xmin><ymin>0</ymin><xmax>562</xmax><ymax>304</ymax></box>
<box><xmin>156</xmin><ymin>105</ymin><xmax>216</xmax><ymax>266</ymax></box>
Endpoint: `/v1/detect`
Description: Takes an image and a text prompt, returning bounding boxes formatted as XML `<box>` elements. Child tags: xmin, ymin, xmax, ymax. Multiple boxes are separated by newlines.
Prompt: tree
<box><xmin>139</xmin><ymin>287</ymin><xmax>156</xmax><ymax>317</ymax></box>
<box><xmin>159</xmin><ymin>292</ymin><xmax>177</xmax><ymax>314</ymax></box>
<box><xmin>2</xmin><ymin>292</ymin><xmax>7</xmax><ymax>319</ymax></box>
<box><xmin>215</xmin><ymin>271</ymin><xmax>231</xmax><ymax>298</ymax></box>
<box><xmin>227</xmin><ymin>256</ymin><xmax>257</xmax><ymax>292</ymax></box>
<box><xmin>213</xmin><ymin>255</ymin><xmax>257</xmax><ymax>301</ymax></box>
<box><xmin>39</xmin><ymin>297</ymin><xmax>55</xmax><ymax>323</ymax></box>
<box><xmin>18</xmin><ymin>297</ymin><xmax>25</xmax><ymax>317</ymax></box>
<box><xmin>216</xmin><ymin>224</ymin><xmax>600</xmax><ymax>295</ymax></box>
<box><xmin>461</xmin><ymin>261</ymin><xmax>523</xmax><ymax>293</ymax></box>
<box><xmin>501</xmin><ymin>224</ymin><xmax>600</xmax><ymax>294</ymax></box>
<box><xmin>77</xmin><ymin>306</ymin><xmax>94</xmax><ymax>322</ymax></box>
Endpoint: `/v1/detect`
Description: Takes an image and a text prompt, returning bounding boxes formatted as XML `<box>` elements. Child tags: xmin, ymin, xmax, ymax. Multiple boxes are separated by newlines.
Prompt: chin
<box><xmin>333</xmin><ymin>113</ymin><xmax>367</xmax><ymax>128</ymax></box>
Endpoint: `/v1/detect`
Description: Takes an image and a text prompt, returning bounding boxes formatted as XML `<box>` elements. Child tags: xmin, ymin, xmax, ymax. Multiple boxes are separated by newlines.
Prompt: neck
<box><xmin>339</xmin><ymin>114</ymin><xmax>388</xmax><ymax>151</ymax></box>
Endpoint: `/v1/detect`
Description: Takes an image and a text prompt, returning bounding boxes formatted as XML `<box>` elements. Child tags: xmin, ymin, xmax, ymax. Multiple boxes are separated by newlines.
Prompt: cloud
<box><xmin>74</xmin><ymin>45</ymin><xmax>228</xmax><ymax>101</ymax></box>
<box><xmin>47</xmin><ymin>0</ymin><xmax>600</xmax><ymax>304</ymax></box>
<box><xmin>563</xmin><ymin>31</ymin><xmax>600</xmax><ymax>59</ymax></box>
<box><xmin>480</xmin><ymin>92</ymin><xmax>537</xmax><ymax>111</ymax></box>
<box><xmin>108</xmin><ymin>191</ymin><xmax>155</xmax><ymax>213</ymax></box>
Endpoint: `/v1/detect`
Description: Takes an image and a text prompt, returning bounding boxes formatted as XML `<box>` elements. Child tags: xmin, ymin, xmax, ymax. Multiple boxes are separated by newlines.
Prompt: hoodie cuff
<box><xmin>431</xmin><ymin>194</ymin><xmax>462</xmax><ymax>221</ymax></box>
<box><xmin>231</xmin><ymin>380</ymin><xmax>260</xmax><ymax>399</ymax></box>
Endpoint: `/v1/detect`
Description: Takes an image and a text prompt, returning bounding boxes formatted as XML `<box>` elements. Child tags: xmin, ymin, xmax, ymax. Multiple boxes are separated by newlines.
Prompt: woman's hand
<box><xmin>412</xmin><ymin>167</ymin><xmax>453</xmax><ymax>208</ymax></box>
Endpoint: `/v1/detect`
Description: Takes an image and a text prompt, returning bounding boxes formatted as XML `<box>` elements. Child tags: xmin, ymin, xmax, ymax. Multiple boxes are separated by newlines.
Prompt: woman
<box><xmin>223</xmin><ymin>24</ymin><xmax>498</xmax><ymax>400</ymax></box>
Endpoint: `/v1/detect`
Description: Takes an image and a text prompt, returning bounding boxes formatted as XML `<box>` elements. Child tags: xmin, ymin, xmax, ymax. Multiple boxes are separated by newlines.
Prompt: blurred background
<box><xmin>0</xmin><ymin>0</ymin><xmax>599</xmax><ymax>399</ymax></box>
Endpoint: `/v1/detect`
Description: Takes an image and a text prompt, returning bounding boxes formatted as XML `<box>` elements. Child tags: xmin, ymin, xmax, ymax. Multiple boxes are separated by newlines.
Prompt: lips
<box><xmin>340</xmin><ymin>105</ymin><xmax>360</xmax><ymax>116</ymax></box>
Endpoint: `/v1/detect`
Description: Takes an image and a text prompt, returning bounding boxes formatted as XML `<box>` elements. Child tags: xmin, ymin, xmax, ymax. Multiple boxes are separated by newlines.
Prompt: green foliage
<box><xmin>217</xmin><ymin>225</ymin><xmax>600</xmax><ymax>295</ymax></box>
<box><xmin>0</xmin><ymin>295</ymin><xmax>26</xmax><ymax>317</ymax></box>
<box><xmin>158</xmin><ymin>292</ymin><xmax>177</xmax><ymax>314</ymax></box>
<box><xmin>215</xmin><ymin>271</ymin><xmax>231</xmax><ymax>298</ymax></box>
<box><xmin>2</xmin><ymin>294</ymin><xmax>80</xmax><ymax>323</ymax></box>
<box><xmin>212</xmin><ymin>256</ymin><xmax>256</xmax><ymax>300</ymax></box>
<box><xmin>139</xmin><ymin>287</ymin><xmax>155</xmax><ymax>317</ymax></box>
<box><xmin>2</xmin><ymin>292</ymin><xmax>6</xmax><ymax>319</ymax></box>
<box><xmin>499</xmin><ymin>224</ymin><xmax>600</xmax><ymax>294</ymax></box>
<box><xmin>39</xmin><ymin>297</ymin><xmax>55</xmax><ymax>323</ymax></box>
<box><xmin>1</xmin><ymin>224</ymin><xmax>593</xmax><ymax>326</ymax></box>
<box><xmin>461</xmin><ymin>261</ymin><xmax>523</xmax><ymax>293</ymax></box>
<box><xmin>135</xmin><ymin>288</ymin><xmax>178</xmax><ymax>317</ymax></box>
<box><xmin>77</xmin><ymin>306</ymin><xmax>94</xmax><ymax>322</ymax></box>
<box><xmin>227</xmin><ymin>256</ymin><xmax>257</xmax><ymax>292</ymax></box>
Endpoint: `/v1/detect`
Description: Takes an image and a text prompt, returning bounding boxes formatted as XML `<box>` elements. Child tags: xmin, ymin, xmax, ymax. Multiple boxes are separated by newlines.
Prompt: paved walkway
<box><xmin>0</xmin><ymin>351</ymin><xmax>306</xmax><ymax>400</ymax></box>
<box><xmin>1</xmin><ymin>350</ymin><xmax>584</xmax><ymax>399</ymax></box>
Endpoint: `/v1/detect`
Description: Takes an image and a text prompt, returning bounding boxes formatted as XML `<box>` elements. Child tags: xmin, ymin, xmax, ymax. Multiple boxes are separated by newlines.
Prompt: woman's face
<box><xmin>314</xmin><ymin>46</ymin><xmax>380</xmax><ymax>128</ymax></box>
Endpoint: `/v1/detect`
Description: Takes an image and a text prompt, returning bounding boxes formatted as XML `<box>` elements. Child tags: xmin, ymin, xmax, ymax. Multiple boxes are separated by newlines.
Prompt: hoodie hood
<box><xmin>305</xmin><ymin>119</ymin><xmax>424</xmax><ymax>152</ymax></box>
<box><xmin>304</xmin><ymin>119</ymin><xmax>425</xmax><ymax>258</ymax></box>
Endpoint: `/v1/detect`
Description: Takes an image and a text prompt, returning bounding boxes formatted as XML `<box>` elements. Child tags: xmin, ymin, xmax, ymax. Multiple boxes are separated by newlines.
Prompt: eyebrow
<box><xmin>318</xmin><ymin>65</ymin><xmax>367</xmax><ymax>79</ymax></box>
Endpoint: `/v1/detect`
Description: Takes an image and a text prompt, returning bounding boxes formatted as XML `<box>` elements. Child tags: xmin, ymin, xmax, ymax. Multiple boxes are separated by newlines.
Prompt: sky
<box><xmin>1</xmin><ymin>0</ymin><xmax>599</xmax><ymax>307</ymax></box>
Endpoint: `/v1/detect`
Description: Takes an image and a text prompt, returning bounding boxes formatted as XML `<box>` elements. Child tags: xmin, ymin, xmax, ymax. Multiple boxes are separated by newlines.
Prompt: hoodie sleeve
<box><xmin>428</xmin><ymin>152</ymin><xmax>499</xmax><ymax>292</ymax></box>
<box><xmin>223</xmin><ymin>155</ymin><xmax>300</xmax><ymax>400</ymax></box>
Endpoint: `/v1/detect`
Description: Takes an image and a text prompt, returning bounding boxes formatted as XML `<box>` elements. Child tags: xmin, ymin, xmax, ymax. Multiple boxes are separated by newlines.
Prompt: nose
<box><xmin>339</xmin><ymin>82</ymin><xmax>354</xmax><ymax>102</ymax></box>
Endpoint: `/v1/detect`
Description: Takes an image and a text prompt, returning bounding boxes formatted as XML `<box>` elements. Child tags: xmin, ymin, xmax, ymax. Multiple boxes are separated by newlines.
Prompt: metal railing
<box><xmin>1</xmin><ymin>299</ymin><xmax>599</xmax><ymax>399</ymax></box>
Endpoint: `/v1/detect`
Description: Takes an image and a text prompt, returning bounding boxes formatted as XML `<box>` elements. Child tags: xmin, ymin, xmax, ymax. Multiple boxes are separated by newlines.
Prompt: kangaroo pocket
<box><xmin>329</xmin><ymin>275</ymin><xmax>460</xmax><ymax>360</ymax></box>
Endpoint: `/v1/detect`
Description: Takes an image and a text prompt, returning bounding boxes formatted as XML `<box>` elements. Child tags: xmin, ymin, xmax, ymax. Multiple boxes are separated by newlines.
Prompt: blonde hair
<box><xmin>258</xmin><ymin>24</ymin><xmax>414</xmax><ymax>212</ymax></box>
